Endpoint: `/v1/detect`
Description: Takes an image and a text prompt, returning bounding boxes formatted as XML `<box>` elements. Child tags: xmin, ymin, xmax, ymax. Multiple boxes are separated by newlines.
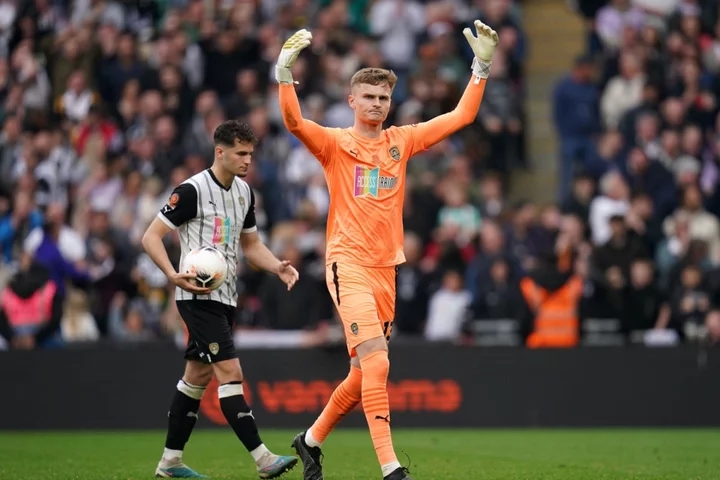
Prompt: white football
<box><xmin>180</xmin><ymin>246</ymin><xmax>228</xmax><ymax>291</ymax></box>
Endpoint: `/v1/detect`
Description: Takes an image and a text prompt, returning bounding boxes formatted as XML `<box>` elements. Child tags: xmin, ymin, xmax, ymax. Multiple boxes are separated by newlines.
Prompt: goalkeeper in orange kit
<box><xmin>276</xmin><ymin>20</ymin><xmax>499</xmax><ymax>480</ymax></box>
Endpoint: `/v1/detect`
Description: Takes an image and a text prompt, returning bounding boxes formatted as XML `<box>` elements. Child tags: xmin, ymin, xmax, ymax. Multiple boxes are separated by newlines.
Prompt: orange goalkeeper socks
<box><xmin>306</xmin><ymin>365</ymin><xmax>362</xmax><ymax>446</ymax></box>
<box><xmin>359</xmin><ymin>350</ymin><xmax>398</xmax><ymax>472</ymax></box>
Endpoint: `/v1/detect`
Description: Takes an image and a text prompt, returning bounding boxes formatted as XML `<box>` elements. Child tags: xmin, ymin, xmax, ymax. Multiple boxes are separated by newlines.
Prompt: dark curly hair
<box><xmin>213</xmin><ymin>120</ymin><xmax>258</xmax><ymax>147</ymax></box>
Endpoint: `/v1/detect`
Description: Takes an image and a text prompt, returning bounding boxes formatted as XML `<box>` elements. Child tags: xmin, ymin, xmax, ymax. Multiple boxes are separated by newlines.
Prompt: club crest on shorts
<box><xmin>209</xmin><ymin>342</ymin><xmax>220</xmax><ymax>355</ymax></box>
<box><xmin>389</xmin><ymin>146</ymin><xmax>401</xmax><ymax>161</ymax></box>
<box><xmin>351</xmin><ymin>323</ymin><xmax>359</xmax><ymax>335</ymax></box>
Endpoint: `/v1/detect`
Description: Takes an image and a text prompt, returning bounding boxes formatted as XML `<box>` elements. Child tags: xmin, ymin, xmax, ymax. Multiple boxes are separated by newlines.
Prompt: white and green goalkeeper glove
<box><xmin>275</xmin><ymin>29</ymin><xmax>312</xmax><ymax>84</ymax></box>
<box><xmin>463</xmin><ymin>20</ymin><xmax>499</xmax><ymax>83</ymax></box>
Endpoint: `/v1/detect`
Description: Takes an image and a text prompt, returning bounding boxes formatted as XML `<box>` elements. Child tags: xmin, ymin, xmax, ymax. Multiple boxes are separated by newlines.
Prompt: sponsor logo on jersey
<box><xmin>212</xmin><ymin>217</ymin><xmax>232</xmax><ymax>245</ymax></box>
<box><xmin>353</xmin><ymin>165</ymin><xmax>397</xmax><ymax>198</ymax></box>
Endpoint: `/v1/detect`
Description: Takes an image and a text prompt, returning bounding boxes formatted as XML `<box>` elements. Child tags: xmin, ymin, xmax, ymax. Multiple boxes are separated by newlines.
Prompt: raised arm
<box><xmin>410</xmin><ymin>77</ymin><xmax>488</xmax><ymax>153</ymax></box>
<box><xmin>279</xmin><ymin>83</ymin><xmax>332</xmax><ymax>157</ymax></box>
<box><xmin>276</xmin><ymin>29</ymin><xmax>334</xmax><ymax>161</ymax></box>
<box><xmin>408</xmin><ymin>20</ymin><xmax>499</xmax><ymax>155</ymax></box>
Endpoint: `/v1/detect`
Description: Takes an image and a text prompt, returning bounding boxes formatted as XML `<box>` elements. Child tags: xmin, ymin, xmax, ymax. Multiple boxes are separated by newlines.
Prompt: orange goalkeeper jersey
<box><xmin>280</xmin><ymin>77</ymin><xmax>487</xmax><ymax>267</ymax></box>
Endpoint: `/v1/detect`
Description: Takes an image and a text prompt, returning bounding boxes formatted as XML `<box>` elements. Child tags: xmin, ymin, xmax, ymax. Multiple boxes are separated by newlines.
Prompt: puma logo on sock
<box><xmin>375</xmin><ymin>415</ymin><xmax>390</xmax><ymax>423</ymax></box>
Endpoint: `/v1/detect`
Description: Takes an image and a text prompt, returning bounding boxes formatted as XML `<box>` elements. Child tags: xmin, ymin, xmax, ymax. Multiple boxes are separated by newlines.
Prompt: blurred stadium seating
<box><xmin>0</xmin><ymin>0</ymin><xmax>719</xmax><ymax>352</ymax></box>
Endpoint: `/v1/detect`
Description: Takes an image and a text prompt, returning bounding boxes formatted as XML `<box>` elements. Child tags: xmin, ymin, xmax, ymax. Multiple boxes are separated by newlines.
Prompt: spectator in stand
<box><xmin>664</xmin><ymin>184</ymin><xmax>720</xmax><ymax>264</ymax></box>
<box><xmin>553</xmin><ymin>54</ymin><xmax>601</xmax><ymax>199</ymax></box>
<box><xmin>395</xmin><ymin>232</ymin><xmax>435</xmax><ymax>336</ymax></box>
<box><xmin>591</xmin><ymin>214</ymin><xmax>649</xmax><ymax>320</ymax></box>
<box><xmin>425</xmin><ymin>269</ymin><xmax>472</xmax><ymax>342</ymax></box>
<box><xmin>437</xmin><ymin>186</ymin><xmax>482</xmax><ymax>249</ymax></box>
<box><xmin>478</xmin><ymin>173</ymin><xmax>508</xmax><ymax>220</ymax></box>
<box><xmin>54</xmin><ymin>70</ymin><xmax>99</xmax><ymax>124</ymax></box>
<box><xmin>0</xmin><ymin>114</ymin><xmax>22</xmax><ymax>198</ymax></box>
<box><xmin>478</xmin><ymin>50</ymin><xmax>523</xmax><ymax>174</ymax></box>
<box><xmin>655</xmin><ymin>263</ymin><xmax>712</xmax><ymax>338</ymax></box>
<box><xmin>505</xmin><ymin>200</ymin><xmax>538</xmax><ymax>271</ymax></box>
<box><xmin>601</xmin><ymin>51</ymin><xmax>647</xmax><ymax>130</ymax></box>
<box><xmin>470</xmin><ymin>257</ymin><xmax>525</xmax><ymax>321</ymax></box>
<box><xmin>61</xmin><ymin>288</ymin><xmax>100</xmax><ymax>343</ymax></box>
<box><xmin>618</xmin><ymin>84</ymin><xmax>662</xmax><ymax>148</ymax></box>
<box><xmin>627</xmin><ymin>191</ymin><xmax>664</xmax><ymax>254</ymax></box>
<box><xmin>584</xmin><ymin>130</ymin><xmax>624</xmax><ymax>180</ymax></box>
<box><xmin>23</xmin><ymin>202</ymin><xmax>91</xmax><ymax>298</ymax></box>
<box><xmin>258</xmin><ymin>241</ymin><xmax>321</xmax><ymax>330</ymax></box>
<box><xmin>562</xmin><ymin>174</ymin><xmax>596</xmax><ymax>223</ymax></box>
<box><xmin>0</xmin><ymin>189</ymin><xmax>42</xmax><ymax>264</ymax></box>
<box><xmin>622</xmin><ymin>146</ymin><xmax>677</xmax><ymax>221</ymax></box>
<box><xmin>466</xmin><ymin>220</ymin><xmax>521</xmax><ymax>304</ymax></box>
<box><xmin>625</xmin><ymin>259</ymin><xmax>663</xmax><ymax>334</ymax></box>
<box><xmin>595</xmin><ymin>0</ymin><xmax>646</xmax><ymax>52</ymax></box>
<box><xmin>589</xmin><ymin>170</ymin><xmax>631</xmax><ymax>246</ymax></box>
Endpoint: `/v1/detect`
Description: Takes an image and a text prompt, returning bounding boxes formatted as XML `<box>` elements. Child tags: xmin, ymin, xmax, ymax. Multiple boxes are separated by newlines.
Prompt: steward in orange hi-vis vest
<box><xmin>520</xmin><ymin>259</ymin><xmax>583</xmax><ymax>349</ymax></box>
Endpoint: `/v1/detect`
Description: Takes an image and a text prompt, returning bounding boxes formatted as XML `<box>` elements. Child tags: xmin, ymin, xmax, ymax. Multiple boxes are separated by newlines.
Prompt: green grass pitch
<box><xmin>0</xmin><ymin>429</ymin><xmax>718</xmax><ymax>479</ymax></box>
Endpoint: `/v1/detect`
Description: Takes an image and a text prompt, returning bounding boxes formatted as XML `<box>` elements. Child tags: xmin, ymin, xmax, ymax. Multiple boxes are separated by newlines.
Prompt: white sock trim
<box><xmin>381</xmin><ymin>461</ymin><xmax>402</xmax><ymax>477</ymax></box>
<box><xmin>250</xmin><ymin>443</ymin><xmax>270</xmax><ymax>463</ymax></box>
<box><xmin>162</xmin><ymin>448</ymin><xmax>183</xmax><ymax>461</ymax></box>
<box><xmin>177</xmin><ymin>380</ymin><xmax>206</xmax><ymax>400</ymax></box>
<box><xmin>218</xmin><ymin>383</ymin><xmax>244</xmax><ymax>398</ymax></box>
<box><xmin>305</xmin><ymin>428</ymin><xmax>322</xmax><ymax>448</ymax></box>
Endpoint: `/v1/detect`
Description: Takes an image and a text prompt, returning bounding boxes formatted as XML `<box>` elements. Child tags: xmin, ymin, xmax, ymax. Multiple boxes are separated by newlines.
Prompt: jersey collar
<box><xmin>206</xmin><ymin>168</ymin><xmax>233</xmax><ymax>191</ymax></box>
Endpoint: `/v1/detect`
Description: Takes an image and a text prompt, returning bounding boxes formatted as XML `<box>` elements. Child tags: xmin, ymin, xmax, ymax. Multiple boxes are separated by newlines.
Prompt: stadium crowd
<box><xmin>1</xmin><ymin>0</ymin><xmax>719</xmax><ymax>350</ymax></box>
<box><xmin>0</xmin><ymin>0</ymin><xmax>528</xmax><ymax>350</ymax></box>
<box><xmin>554</xmin><ymin>0</ymin><xmax>720</xmax><ymax>346</ymax></box>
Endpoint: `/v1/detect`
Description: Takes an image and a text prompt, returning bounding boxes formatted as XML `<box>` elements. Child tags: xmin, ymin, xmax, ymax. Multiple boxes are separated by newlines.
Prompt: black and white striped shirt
<box><xmin>157</xmin><ymin>169</ymin><xmax>256</xmax><ymax>307</ymax></box>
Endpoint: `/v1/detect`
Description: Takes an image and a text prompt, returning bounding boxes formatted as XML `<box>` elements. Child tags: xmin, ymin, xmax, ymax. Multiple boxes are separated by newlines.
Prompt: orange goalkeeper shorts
<box><xmin>325</xmin><ymin>262</ymin><xmax>397</xmax><ymax>357</ymax></box>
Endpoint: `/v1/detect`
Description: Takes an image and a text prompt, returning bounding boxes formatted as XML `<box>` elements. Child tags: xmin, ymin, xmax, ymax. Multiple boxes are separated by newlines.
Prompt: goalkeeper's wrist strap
<box><xmin>275</xmin><ymin>65</ymin><xmax>297</xmax><ymax>85</ymax></box>
<box><xmin>471</xmin><ymin>57</ymin><xmax>492</xmax><ymax>83</ymax></box>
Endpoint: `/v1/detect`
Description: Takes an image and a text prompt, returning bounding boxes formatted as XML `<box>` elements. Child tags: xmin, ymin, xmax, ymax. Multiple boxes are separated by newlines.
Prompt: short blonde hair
<box><xmin>350</xmin><ymin>68</ymin><xmax>398</xmax><ymax>91</ymax></box>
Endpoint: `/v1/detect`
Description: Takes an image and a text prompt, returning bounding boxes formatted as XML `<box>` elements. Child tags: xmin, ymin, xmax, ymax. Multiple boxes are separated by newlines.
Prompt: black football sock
<box><xmin>219</xmin><ymin>381</ymin><xmax>265</xmax><ymax>455</ymax></box>
<box><xmin>164</xmin><ymin>380</ymin><xmax>206</xmax><ymax>453</ymax></box>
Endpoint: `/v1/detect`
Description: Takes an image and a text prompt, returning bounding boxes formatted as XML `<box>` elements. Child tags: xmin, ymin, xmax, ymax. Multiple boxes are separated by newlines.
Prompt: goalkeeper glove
<box><xmin>275</xmin><ymin>29</ymin><xmax>312</xmax><ymax>84</ymax></box>
<box><xmin>462</xmin><ymin>20</ymin><xmax>499</xmax><ymax>83</ymax></box>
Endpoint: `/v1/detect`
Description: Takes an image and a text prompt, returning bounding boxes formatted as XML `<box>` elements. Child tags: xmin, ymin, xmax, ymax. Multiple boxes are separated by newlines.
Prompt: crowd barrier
<box><xmin>1</xmin><ymin>343</ymin><xmax>718</xmax><ymax>429</ymax></box>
